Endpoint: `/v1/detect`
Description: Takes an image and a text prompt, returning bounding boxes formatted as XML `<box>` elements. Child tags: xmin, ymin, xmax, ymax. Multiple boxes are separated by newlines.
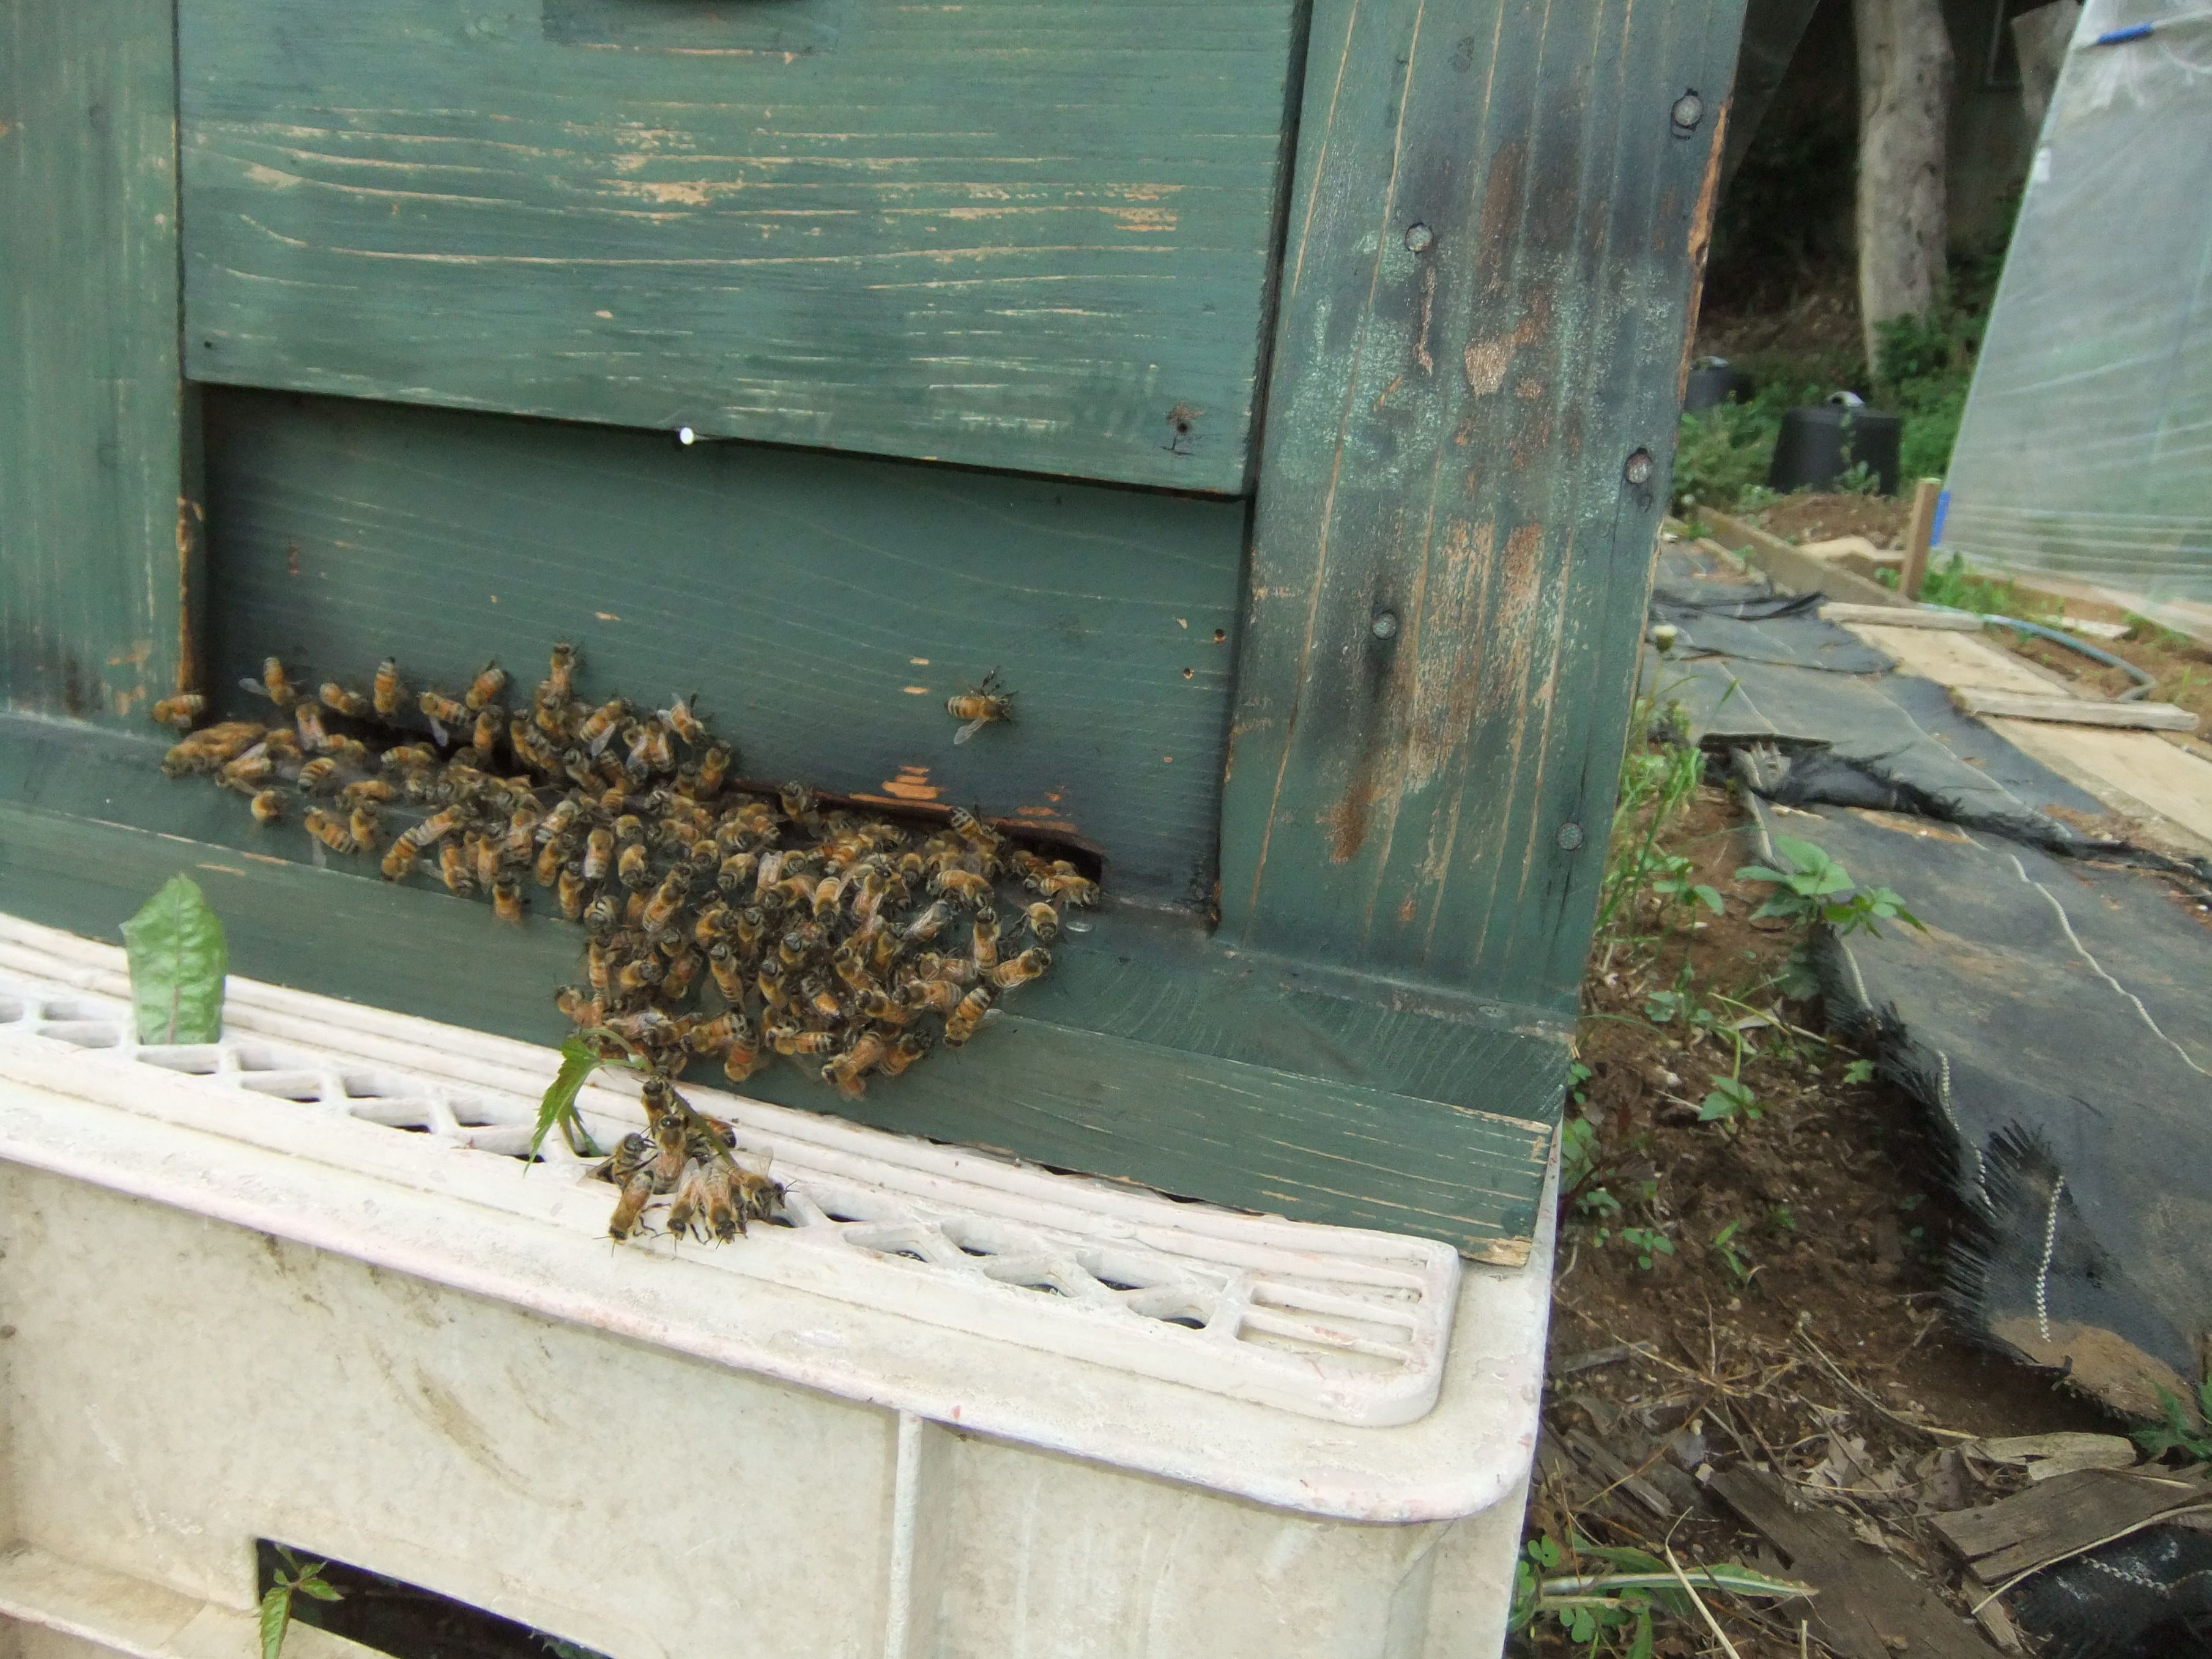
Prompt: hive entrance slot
<box><xmin>255</xmin><ymin>1542</ymin><xmax>611</xmax><ymax>1659</ymax></box>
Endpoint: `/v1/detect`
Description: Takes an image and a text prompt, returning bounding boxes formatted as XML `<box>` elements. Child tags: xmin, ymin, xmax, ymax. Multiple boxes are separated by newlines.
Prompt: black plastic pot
<box><xmin>1767</xmin><ymin>393</ymin><xmax>1902</xmax><ymax>495</ymax></box>
<box><xmin>1683</xmin><ymin>357</ymin><xmax>1753</xmax><ymax>414</ymax></box>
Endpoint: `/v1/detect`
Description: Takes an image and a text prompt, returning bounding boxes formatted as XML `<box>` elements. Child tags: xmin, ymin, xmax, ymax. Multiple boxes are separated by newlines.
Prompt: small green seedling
<box><xmin>1712</xmin><ymin>1219</ymin><xmax>1757</xmax><ymax>1287</ymax></box>
<box><xmin>260</xmin><ymin>1547</ymin><xmax>343</xmax><ymax>1659</ymax></box>
<box><xmin>121</xmin><ymin>874</ymin><xmax>227</xmax><ymax>1045</ymax></box>
<box><xmin>2134</xmin><ymin>1381</ymin><xmax>2212</xmax><ymax>1466</ymax></box>
<box><xmin>1512</xmin><ymin>1533</ymin><xmax>1811</xmax><ymax>1657</ymax></box>
<box><xmin>1843</xmin><ymin>1058</ymin><xmax>1877</xmax><ymax>1085</ymax></box>
<box><xmin>1619</xmin><ymin>1226</ymin><xmax>1674</xmax><ymax>1271</ymax></box>
<box><xmin>1738</xmin><ymin>835</ymin><xmax>1926</xmax><ymax>938</ymax></box>
<box><xmin>1698</xmin><ymin>1075</ymin><xmax>1759</xmax><ymax>1124</ymax></box>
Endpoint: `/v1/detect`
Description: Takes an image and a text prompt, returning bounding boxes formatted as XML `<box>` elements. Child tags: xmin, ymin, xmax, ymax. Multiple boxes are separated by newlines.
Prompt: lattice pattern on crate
<box><xmin>0</xmin><ymin>962</ymin><xmax>1450</xmax><ymax>1408</ymax></box>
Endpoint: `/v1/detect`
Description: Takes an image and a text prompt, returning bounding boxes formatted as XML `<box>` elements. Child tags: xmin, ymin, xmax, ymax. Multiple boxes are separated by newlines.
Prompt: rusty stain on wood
<box><xmin>875</xmin><ymin>765</ymin><xmax>943</xmax><ymax>804</ymax></box>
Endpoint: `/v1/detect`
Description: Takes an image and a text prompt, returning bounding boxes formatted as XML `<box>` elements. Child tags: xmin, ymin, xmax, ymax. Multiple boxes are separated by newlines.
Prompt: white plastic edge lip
<box><xmin>0</xmin><ymin>914</ymin><xmax>1556</xmax><ymax>1523</ymax></box>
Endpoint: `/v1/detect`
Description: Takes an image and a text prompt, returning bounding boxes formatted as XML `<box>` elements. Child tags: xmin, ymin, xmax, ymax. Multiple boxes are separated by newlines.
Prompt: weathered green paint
<box><xmin>1218</xmin><ymin>0</ymin><xmax>1740</xmax><ymax>1009</ymax></box>
<box><xmin>177</xmin><ymin>0</ymin><xmax>1306</xmax><ymax>492</ymax></box>
<box><xmin>0</xmin><ymin>719</ymin><xmax>1556</xmax><ymax>1260</ymax></box>
<box><xmin>0</xmin><ymin>0</ymin><xmax>196</xmax><ymax>726</ymax></box>
<box><xmin>201</xmin><ymin>388</ymin><xmax>1245</xmax><ymax>906</ymax></box>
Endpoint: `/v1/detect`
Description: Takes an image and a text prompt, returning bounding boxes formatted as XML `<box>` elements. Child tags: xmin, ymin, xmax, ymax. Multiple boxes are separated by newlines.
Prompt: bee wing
<box><xmin>239</xmin><ymin>677</ymin><xmax>270</xmax><ymax>699</ymax></box>
<box><xmin>727</xmin><ymin>1141</ymin><xmax>775</xmax><ymax>1182</ymax></box>
<box><xmin>953</xmin><ymin>717</ymin><xmax>988</xmax><ymax>746</ymax></box>
<box><xmin>587</xmin><ymin>723</ymin><xmax>620</xmax><ymax>757</ymax></box>
<box><xmin>425</xmin><ymin>713</ymin><xmax>450</xmax><ymax>746</ymax></box>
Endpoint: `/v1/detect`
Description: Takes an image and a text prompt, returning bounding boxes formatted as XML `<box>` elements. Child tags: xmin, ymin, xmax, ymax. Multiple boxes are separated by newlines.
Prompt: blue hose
<box><xmin>1926</xmin><ymin>606</ymin><xmax>2156</xmax><ymax>701</ymax></box>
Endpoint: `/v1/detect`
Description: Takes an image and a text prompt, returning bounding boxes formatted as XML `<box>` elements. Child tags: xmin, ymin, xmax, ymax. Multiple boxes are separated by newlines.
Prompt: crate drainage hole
<box><xmin>257</xmin><ymin>1541</ymin><xmax>611</xmax><ymax>1659</ymax></box>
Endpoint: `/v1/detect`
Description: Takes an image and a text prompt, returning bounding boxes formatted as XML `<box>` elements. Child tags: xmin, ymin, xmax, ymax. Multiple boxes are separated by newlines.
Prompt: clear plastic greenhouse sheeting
<box><xmin>1940</xmin><ymin>0</ymin><xmax>2212</xmax><ymax>642</ymax></box>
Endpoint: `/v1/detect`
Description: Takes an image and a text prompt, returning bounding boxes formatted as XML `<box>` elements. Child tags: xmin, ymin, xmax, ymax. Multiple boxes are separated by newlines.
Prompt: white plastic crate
<box><xmin>0</xmin><ymin>913</ymin><xmax>1555</xmax><ymax>1659</ymax></box>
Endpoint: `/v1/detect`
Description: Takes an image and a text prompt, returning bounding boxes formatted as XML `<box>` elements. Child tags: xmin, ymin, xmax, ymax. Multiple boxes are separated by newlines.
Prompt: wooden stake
<box><xmin>1901</xmin><ymin>477</ymin><xmax>1942</xmax><ymax>601</ymax></box>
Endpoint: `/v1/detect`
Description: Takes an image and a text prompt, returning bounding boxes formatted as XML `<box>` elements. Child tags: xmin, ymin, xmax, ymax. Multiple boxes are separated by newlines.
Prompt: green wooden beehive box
<box><xmin>1</xmin><ymin>0</ymin><xmax>1743</xmax><ymax>1266</ymax></box>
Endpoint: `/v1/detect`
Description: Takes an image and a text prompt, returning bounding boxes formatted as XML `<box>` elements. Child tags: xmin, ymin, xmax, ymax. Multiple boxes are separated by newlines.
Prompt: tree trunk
<box><xmin>1853</xmin><ymin>0</ymin><xmax>1953</xmax><ymax>371</ymax></box>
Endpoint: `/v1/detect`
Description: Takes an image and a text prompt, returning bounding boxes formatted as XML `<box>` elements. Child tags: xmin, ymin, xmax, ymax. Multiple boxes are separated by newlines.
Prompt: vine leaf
<box><xmin>532</xmin><ymin>1034</ymin><xmax>603</xmax><ymax>1161</ymax></box>
<box><xmin>121</xmin><ymin>874</ymin><xmax>228</xmax><ymax>1045</ymax></box>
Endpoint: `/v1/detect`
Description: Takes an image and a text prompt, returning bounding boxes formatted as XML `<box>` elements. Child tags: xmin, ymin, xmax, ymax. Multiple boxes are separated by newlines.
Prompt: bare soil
<box><xmin>1525</xmin><ymin>782</ymin><xmax>2120</xmax><ymax>1657</ymax></box>
<box><xmin>1750</xmin><ymin>492</ymin><xmax>1912</xmax><ymax>550</ymax></box>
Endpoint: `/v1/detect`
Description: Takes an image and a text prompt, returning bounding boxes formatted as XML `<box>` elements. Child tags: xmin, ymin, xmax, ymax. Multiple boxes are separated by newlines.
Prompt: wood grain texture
<box><xmin>177</xmin><ymin>0</ymin><xmax>1305</xmax><ymax>491</ymax></box>
<box><xmin>0</xmin><ymin>0</ymin><xmax>196</xmax><ymax>726</ymax></box>
<box><xmin>0</xmin><ymin>726</ymin><xmax>1555</xmax><ymax>1258</ymax></box>
<box><xmin>201</xmin><ymin>389</ymin><xmax>1244</xmax><ymax>904</ymax></box>
<box><xmin>1217</xmin><ymin>0</ymin><xmax>1743</xmax><ymax>1008</ymax></box>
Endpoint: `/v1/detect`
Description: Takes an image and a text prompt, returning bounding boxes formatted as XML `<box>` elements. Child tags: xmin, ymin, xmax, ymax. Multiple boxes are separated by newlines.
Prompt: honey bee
<box><xmin>625</xmin><ymin>719</ymin><xmax>674</xmax><ymax>779</ymax></box>
<box><xmin>577</xmin><ymin>698</ymin><xmax>628</xmax><ymax>755</ymax></box>
<box><xmin>320</xmin><ymin>681</ymin><xmax>374</xmax><ymax>719</ymax></box>
<box><xmin>325</xmin><ymin>736</ymin><xmax>372</xmax><ymax>769</ymax></box>
<box><xmin>218</xmin><ymin>750</ymin><xmax>278</xmax><ymax>793</ymax></box>
<box><xmin>492</xmin><ymin>874</ymin><xmax>525</xmax><ymax>922</ymax></box>
<box><xmin>618</xmin><ymin>841</ymin><xmax>651</xmax><ymax>890</ymax></box>
<box><xmin>706</xmin><ymin>942</ymin><xmax>747</xmax><ymax>1004</ymax></box>
<box><xmin>242</xmin><ymin>656</ymin><xmax>300</xmax><ymax>709</ymax></box>
<box><xmin>556</xmin><ymin>985</ymin><xmax>606</xmax><ymax>1028</ymax></box>
<box><xmin>557</xmin><ymin>864</ymin><xmax>586</xmax><ymax>920</ymax></box>
<box><xmin>380</xmin><ymin>836</ymin><xmax>423</xmax><ymax>881</ymax></box>
<box><xmin>338</xmin><ymin>778</ymin><xmax>395</xmax><ymax>809</ymax></box>
<box><xmin>508</xmin><ymin>717</ymin><xmax>560</xmax><ymax>776</ymax></box>
<box><xmin>303</xmin><ymin>807</ymin><xmax>362</xmax><ymax>855</ymax></box>
<box><xmin>546</xmin><ymin>642</ymin><xmax>579</xmax><ymax>702</ymax></box>
<box><xmin>930</xmin><ymin>867</ymin><xmax>993</xmax><ymax>905</ymax></box>
<box><xmin>1028</xmin><ymin>861</ymin><xmax>1100</xmax><ymax>907</ymax></box>
<box><xmin>596</xmin><ymin>1133</ymin><xmax>659</xmax><ymax>1240</ymax></box>
<box><xmin>349</xmin><ymin>804</ymin><xmax>384</xmax><ymax>850</ymax></box>
<box><xmin>502</xmin><ymin>801</ymin><xmax>540</xmax><ymax>858</ymax></box>
<box><xmin>880</xmin><ymin>1029</ymin><xmax>935</xmax><ymax>1078</ymax></box>
<box><xmin>662</xmin><ymin>694</ymin><xmax>707</xmax><ymax>747</ymax></box>
<box><xmin>943</xmin><ymin>984</ymin><xmax>995</xmax><ymax>1047</ymax></box>
<box><xmin>472</xmin><ymin>705</ymin><xmax>504</xmax><ymax>757</ymax></box>
<box><xmin>1022</xmin><ymin>901</ymin><xmax>1061</xmax><ymax>943</ymax></box>
<box><xmin>684</xmin><ymin>1010</ymin><xmax>744</xmax><ymax>1055</ymax></box>
<box><xmin>993</xmin><ymin>946</ymin><xmax>1050</xmax><ymax>989</ymax></box>
<box><xmin>946</xmin><ymin>669</ymin><xmax>1014</xmax><ymax>744</ymax></box>
<box><xmin>948</xmin><ymin>806</ymin><xmax>1003</xmax><ymax>853</ymax></box>
<box><xmin>151</xmin><ymin>693</ymin><xmax>205</xmax><ymax>730</ymax></box>
<box><xmin>660</xmin><ymin>947</ymin><xmax>701</xmax><ymax>1001</ymax></box>
<box><xmin>614</xmin><ymin>955</ymin><xmax>664</xmax><ymax>999</ymax></box>
<box><xmin>768</xmin><ymin>1024</ymin><xmax>837</xmax><ymax>1058</ymax></box>
<box><xmin>972</xmin><ymin>907</ymin><xmax>1001</xmax><ymax>974</ymax></box>
<box><xmin>584</xmin><ymin>893</ymin><xmax>621</xmax><ymax>938</ymax></box>
<box><xmin>755</xmin><ymin>963</ymin><xmax>790</xmax><ymax>1014</ymax></box>
<box><xmin>295</xmin><ymin>757</ymin><xmax>340</xmax><ymax>793</ymax></box>
<box><xmin>778</xmin><ymin>782</ymin><xmax>820</xmax><ymax>830</ymax></box>
<box><xmin>534</xmin><ymin>834</ymin><xmax>570</xmax><ymax>888</ymax></box>
<box><xmin>823</xmin><ymin>1031</ymin><xmax>886</xmax><ymax>1099</ymax></box>
<box><xmin>582</xmin><ymin>826</ymin><xmax>614</xmax><ymax>882</ymax></box>
<box><xmin>373</xmin><ymin>658</ymin><xmax>407</xmax><ymax>718</ymax></box>
<box><xmin>722</xmin><ymin>1017</ymin><xmax>768</xmax><ymax>1083</ymax></box>
<box><xmin>438</xmin><ymin>841</ymin><xmax>473</xmax><ymax>895</ymax></box>
<box><xmin>158</xmin><ymin>719</ymin><xmax>269</xmax><ymax>778</ymax></box>
<box><xmin>250</xmin><ymin>788</ymin><xmax>287</xmax><ymax>826</ymax></box>
<box><xmin>811</xmin><ymin>873</ymin><xmax>847</xmax><ymax>922</ymax></box>
<box><xmin>382</xmin><ymin>742</ymin><xmax>437</xmax><ymax>771</ymax></box>
<box><xmin>294</xmin><ymin>702</ymin><xmax>332</xmax><ymax>754</ymax></box>
<box><xmin>736</xmin><ymin>906</ymin><xmax>767</xmax><ymax>960</ymax></box>
<box><xmin>418</xmin><ymin>689</ymin><xmax>468</xmax><ymax>741</ymax></box>
<box><xmin>900</xmin><ymin>978</ymin><xmax>961</xmax><ymax>1016</ymax></box>
<box><xmin>465</xmin><ymin>661</ymin><xmax>507</xmax><ymax>711</ymax></box>
<box><xmin>696</xmin><ymin>744</ymin><xmax>732</xmax><ymax>796</ymax></box>
<box><xmin>539</xmin><ymin>796</ymin><xmax>581</xmax><ymax>844</ymax></box>
<box><xmin>899</xmin><ymin>899</ymin><xmax>952</xmax><ymax>944</ymax></box>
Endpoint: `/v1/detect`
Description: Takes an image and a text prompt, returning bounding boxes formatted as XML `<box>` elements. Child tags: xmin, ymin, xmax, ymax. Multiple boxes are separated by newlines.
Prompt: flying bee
<box><xmin>472</xmin><ymin>705</ymin><xmax>504</xmax><ymax>757</ymax></box>
<box><xmin>972</xmin><ymin>907</ymin><xmax>1001</xmax><ymax>974</ymax></box>
<box><xmin>946</xmin><ymin>669</ymin><xmax>1014</xmax><ymax>744</ymax></box>
<box><xmin>302</xmin><ymin>807</ymin><xmax>362</xmax><ymax>855</ymax></box>
<box><xmin>662</xmin><ymin>693</ymin><xmax>707</xmax><ymax>747</ymax></box>
<box><xmin>557</xmin><ymin>864</ymin><xmax>586</xmax><ymax>920</ymax></box>
<box><xmin>348</xmin><ymin>804</ymin><xmax>383</xmax><ymax>850</ymax></box>
<box><xmin>582</xmin><ymin>826</ymin><xmax>614</xmax><ymax>882</ymax></box>
<box><xmin>320</xmin><ymin>681</ymin><xmax>374</xmax><ymax>719</ymax></box>
<box><xmin>768</xmin><ymin>1024</ymin><xmax>837</xmax><ymax>1058</ymax></box>
<box><xmin>491</xmin><ymin>874</ymin><xmax>524</xmax><ymax>923</ymax></box>
<box><xmin>577</xmin><ymin>697</ymin><xmax>628</xmax><ymax>755</ymax></box>
<box><xmin>439</xmin><ymin>841</ymin><xmax>474</xmax><ymax>896</ymax></box>
<box><xmin>294</xmin><ymin>702</ymin><xmax>333</xmax><ymax>754</ymax></box>
<box><xmin>823</xmin><ymin>1032</ymin><xmax>886</xmax><ymax>1099</ymax></box>
<box><xmin>929</xmin><ymin>867</ymin><xmax>993</xmax><ymax>905</ymax></box>
<box><xmin>250</xmin><ymin>788</ymin><xmax>287</xmax><ymax>826</ymax></box>
<box><xmin>618</xmin><ymin>841</ymin><xmax>651</xmax><ymax>890</ymax></box>
<box><xmin>993</xmin><ymin>946</ymin><xmax>1051</xmax><ymax>989</ymax></box>
<box><xmin>338</xmin><ymin>778</ymin><xmax>395</xmax><ymax>809</ymax></box>
<box><xmin>943</xmin><ymin>984</ymin><xmax>995</xmax><ymax>1047</ymax></box>
<box><xmin>241</xmin><ymin>656</ymin><xmax>300</xmax><ymax>709</ymax></box>
<box><xmin>150</xmin><ymin>693</ymin><xmax>205</xmax><ymax>731</ymax></box>
<box><xmin>461</xmin><ymin>659</ymin><xmax>506</xmax><ymax>712</ymax></box>
<box><xmin>880</xmin><ymin>1029</ymin><xmax>935</xmax><ymax>1079</ymax></box>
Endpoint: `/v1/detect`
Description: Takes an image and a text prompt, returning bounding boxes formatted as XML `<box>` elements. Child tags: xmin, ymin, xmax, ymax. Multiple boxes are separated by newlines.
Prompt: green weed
<box><xmin>1737</xmin><ymin>834</ymin><xmax>1926</xmax><ymax>938</ymax></box>
<box><xmin>1511</xmin><ymin>1535</ymin><xmax>1810</xmax><ymax>1657</ymax></box>
<box><xmin>1618</xmin><ymin>1225</ymin><xmax>1676</xmax><ymax>1270</ymax></box>
<box><xmin>2134</xmin><ymin>1381</ymin><xmax>2212</xmax><ymax>1466</ymax></box>
<box><xmin>1712</xmin><ymin>1219</ymin><xmax>1757</xmax><ymax>1287</ymax></box>
<box><xmin>260</xmin><ymin>1549</ymin><xmax>342</xmax><ymax>1659</ymax></box>
<box><xmin>1698</xmin><ymin>1075</ymin><xmax>1760</xmax><ymax>1124</ymax></box>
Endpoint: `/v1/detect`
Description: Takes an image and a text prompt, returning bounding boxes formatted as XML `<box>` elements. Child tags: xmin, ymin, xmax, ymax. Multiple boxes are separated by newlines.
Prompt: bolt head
<box><xmin>1671</xmin><ymin>92</ymin><xmax>1703</xmax><ymax>130</ymax></box>
<box><xmin>1370</xmin><ymin>611</ymin><xmax>1400</xmax><ymax>640</ymax></box>
<box><xmin>1404</xmin><ymin>222</ymin><xmax>1435</xmax><ymax>253</ymax></box>
<box><xmin>1556</xmin><ymin>823</ymin><xmax>1585</xmax><ymax>852</ymax></box>
<box><xmin>1624</xmin><ymin>448</ymin><xmax>1655</xmax><ymax>486</ymax></box>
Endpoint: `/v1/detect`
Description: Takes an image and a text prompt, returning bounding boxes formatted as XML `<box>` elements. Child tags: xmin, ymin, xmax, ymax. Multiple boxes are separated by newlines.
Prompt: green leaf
<box><xmin>532</xmin><ymin>1035</ymin><xmax>603</xmax><ymax>1160</ymax></box>
<box><xmin>1843</xmin><ymin>1059</ymin><xmax>1876</xmax><ymax>1085</ymax></box>
<box><xmin>1734</xmin><ymin>864</ymin><xmax>1789</xmax><ymax>885</ymax></box>
<box><xmin>259</xmin><ymin>1586</ymin><xmax>293</xmax><ymax>1659</ymax></box>
<box><xmin>1691</xmin><ymin>885</ymin><xmax>1724</xmax><ymax>915</ymax></box>
<box><xmin>121</xmin><ymin>875</ymin><xmax>228</xmax><ymax>1045</ymax></box>
<box><xmin>295</xmin><ymin>1570</ymin><xmax>343</xmax><ymax>1603</ymax></box>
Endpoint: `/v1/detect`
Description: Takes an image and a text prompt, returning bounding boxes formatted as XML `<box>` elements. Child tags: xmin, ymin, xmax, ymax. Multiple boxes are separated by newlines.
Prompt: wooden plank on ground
<box><xmin>1932</xmin><ymin>1465</ymin><xmax>2212</xmax><ymax>1584</ymax></box>
<box><xmin>1951</xmin><ymin>690</ymin><xmax>2199</xmax><ymax>732</ymax></box>
<box><xmin>1707</xmin><ymin>1466</ymin><xmax>1992</xmax><ymax>1659</ymax></box>
<box><xmin>177</xmin><ymin>0</ymin><xmax>1301</xmax><ymax>491</ymax></box>
<box><xmin>1217</xmin><ymin>0</ymin><xmax>1746</xmax><ymax>1006</ymax></box>
<box><xmin>1820</xmin><ymin>603</ymin><xmax>1982</xmax><ymax>630</ymax></box>
<box><xmin>1844</xmin><ymin>626</ymin><xmax>2081</xmax><ymax>698</ymax></box>
<box><xmin>1991</xmin><ymin>721</ymin><xmax>2212</xmax><ymax>853</ymax></box>
<box><xmin>1701</xmin><ymin>509</ymin><xmax>1908</xmax><ymax>609</ymax></box>
<box><xmin>0</xmin><ymin>0</ymin><xmax>199</xmax><ymax>726</ymax></box>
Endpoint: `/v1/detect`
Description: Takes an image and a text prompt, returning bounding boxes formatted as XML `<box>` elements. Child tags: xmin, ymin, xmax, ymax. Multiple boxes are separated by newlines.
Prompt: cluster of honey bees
<box><xmin>154</xmin><ymin>646</ymin><xmax>1094</xmax><ymax>1234</ymax></box>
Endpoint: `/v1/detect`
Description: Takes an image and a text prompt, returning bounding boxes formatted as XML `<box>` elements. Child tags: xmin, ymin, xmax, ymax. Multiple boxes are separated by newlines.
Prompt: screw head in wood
<box><xmin>1624</xmin><ymin>448</ymin><xmax>1655</xmax><ymax>486</ymax></box>
<box><xmin>1370</xmin><ymin>610</ymin><xmax>1400</xmax><ymax>640</ymax></box>
<box><xmin>1404</xmin><ymin>222</ymin><xmax>1435</xmax><ymax>253</ymax></box>
<box><xmin>1671</xmin><ymin>91</ymin><xmax>1703</xmax><ymax>131</ymax></box>
<box><xmin>1556</xmin><ymin>823</ymin><xmax>1584</xmax><ymax>851</ymax></box>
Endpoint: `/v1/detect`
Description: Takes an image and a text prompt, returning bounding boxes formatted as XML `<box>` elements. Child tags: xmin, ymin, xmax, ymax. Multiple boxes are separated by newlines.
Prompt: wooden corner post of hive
<box><xmin>1221</xmin><ymin>0</ymin><xmax>1744</xmax><ymax>1020</ymax></box>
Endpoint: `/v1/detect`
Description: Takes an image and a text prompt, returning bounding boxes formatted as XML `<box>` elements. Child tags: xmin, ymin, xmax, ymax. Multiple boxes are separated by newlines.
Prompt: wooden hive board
<box><xmin>177</xmin><ymin>0</ymin><xmax>1304</xmax><ymax>492</ymax></box>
